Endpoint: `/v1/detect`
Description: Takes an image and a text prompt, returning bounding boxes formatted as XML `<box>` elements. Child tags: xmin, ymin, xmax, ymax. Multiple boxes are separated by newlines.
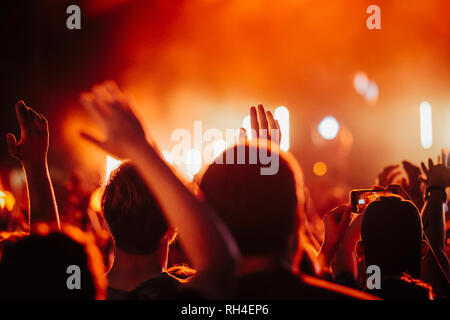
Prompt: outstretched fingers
<box><xmin>80</xmin><ymin>92</ymin><xmax>109</xmax><ymax>124</ymax></box>
<box><xmin>250</xmin><ymin>106</ymin><xmax>259</xmax><ymax>138</ymax></box>
<box><xmin>257</xmin><ymin>104</ymin><xmax>269</xmax><ymax>132</ymax></box>
<box><xmin>266</xmin><ymin>110</ymin><xmax>281</xmax><ymax>144</ymax></box>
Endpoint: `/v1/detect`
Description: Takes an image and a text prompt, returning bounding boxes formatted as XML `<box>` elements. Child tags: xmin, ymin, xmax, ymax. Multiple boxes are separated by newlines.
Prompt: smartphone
<box><xmin>350</xmin><ymin>189</ymin><xmax>395</xmax><ymax>213</ymax></box>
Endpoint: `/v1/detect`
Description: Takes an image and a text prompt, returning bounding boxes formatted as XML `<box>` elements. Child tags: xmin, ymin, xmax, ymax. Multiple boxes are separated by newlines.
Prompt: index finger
<box><xmin>250</xmin><ymin>106</ymin><xmax>259</xmax><ymax>138</ymax></box>
<box><xmin>15</xmin><ymin>101</ymin><xmax>33</xmax><ymax>131</ymax></box>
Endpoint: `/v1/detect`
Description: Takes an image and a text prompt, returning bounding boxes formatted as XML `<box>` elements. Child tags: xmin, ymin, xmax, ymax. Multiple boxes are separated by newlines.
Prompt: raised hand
<box><xmin>80</xmin><ymin>81</ymin><xmax>239</xmax><ymax>298</ymax></box>
<box><xmin>80</xmin><ymin>81</ymin><xmax>147</xmax><ymax>159</ymax></box>
<box><xmin>401</xmin><ymin>160</ymin><xmax>424</xmax><ymax>209</ymax></box>
<box><xmin>333</xmin><ymin>214</ymin><xmax>364</xmax><ymax>278</ymax></box>
<box><xmin>6</xmin><ymin>101</ymin><xmax>49</xmax><ymax>164</ymax></box>
<box><xmin>6</xmin><ymin>101</ymin><xmax>59</xmax><ymax>229</ymax></box>
<box><xmin>318</xmin><ymin>204</ymin><xmax>352</xmax><ymax>268</ymax></box>
<box><xmin>420</xmin><ymin>157</ymin><xmax>450</xmax><ymax>188</ymax></box>
<box><xmin>376</xmin><ymin>164</ymin><xmax>401</xmax><ymax>187</ymax></box>
<box><xmin>241</xmin><ymin>104</ymin><xmax>281</xmax><ymax>145</ymax></box>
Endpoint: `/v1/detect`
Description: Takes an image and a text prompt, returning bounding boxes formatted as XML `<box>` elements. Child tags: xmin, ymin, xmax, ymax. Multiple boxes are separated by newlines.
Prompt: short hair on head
<box><xmin>102</xmin><ymin>162</ymin><xmax>168</xmax><ymax>255</ymax></box>
<box><xmin>361</xmin><ymin>196</ymin><xmax>423</xmax><ymax>276</ymax></box>
<box><xmin>199</xmin><ymin>143</ymin><xmax>304</xmax><ymax>257</ymax></box>
<box><xmin>0</xmin><ymin>224</ymin><xmax>106</xmax><ymax>299</ymax></box>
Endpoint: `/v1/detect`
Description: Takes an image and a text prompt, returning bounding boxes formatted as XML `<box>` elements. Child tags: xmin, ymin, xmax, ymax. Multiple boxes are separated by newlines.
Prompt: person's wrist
<box><xmin>126</xmin><ymin>138</ymin><xmax>157</xmax><ymax>161</ymax></box>
<box><xmin>425</xmin><ymin>186</ymin><xmax>447</xmax><ymax>203</ymax></box>
<box><xmin>21</xmin><ymin>156</ymin><xmax>48</xmax><ymax>169</ymax></box>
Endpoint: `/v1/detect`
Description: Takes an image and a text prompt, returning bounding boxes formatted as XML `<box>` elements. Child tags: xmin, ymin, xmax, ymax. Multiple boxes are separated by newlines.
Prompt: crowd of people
<box><xmin>0</xmin><ymin>80</ymin><xmax>449</xmax><ymax>300</ymax></box>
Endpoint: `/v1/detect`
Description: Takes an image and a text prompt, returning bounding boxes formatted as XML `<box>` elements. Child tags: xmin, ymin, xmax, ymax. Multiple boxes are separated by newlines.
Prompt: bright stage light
<box><xmin>89</xmin><ymin>187</ymin><xmax>102</xmax><ymax>212</ymax></box>
<box><xmin>420</xmin><ymin>101</ymin><xmax>432</xmax><ymax>149</ymax></box>
<box><xmin>274</xmin><ymin>106</ymin><xmax>290</xmax><ymax>151</ymax></box>
<box><xmin>213</xmin><ymin>140</ymin><xmax>228</xmax><ymax>158</ymax></box>
<box><xmin>185</xmin><ymin>149</ymin><xmax>202</xmax><ymax>180</ymax></box>
<box><xmin>318</xmin><ymin>116</ymin><xmax>340</xmax><ymax>140</ymax></box>
<box><xmin>0</xmin><ymin>190</ymin><xmax>15</xmax><ymax>211</ymax></box>
<box><xmin>106</xmin><ymin>155</ymin><xmax>121</xmax><ymax>182</ymax></box>
<box><xmin>364</xmin><ymin>80</ymin><xmax>379</xmax><ymax>102</ymax></box>
<box><xmin>313</xmin><ymin>162</ymin><xmax>327</xmax><ymax>176</ymax></box>
<box><xmin>353</xmin><ymin>72</ymin><xmax>369</xmax><ymax>95</ymax></box>
<box><xmin>162</xmin><ymin>150</ymin><xmax>174</xmax><ymax>165</ymax></box>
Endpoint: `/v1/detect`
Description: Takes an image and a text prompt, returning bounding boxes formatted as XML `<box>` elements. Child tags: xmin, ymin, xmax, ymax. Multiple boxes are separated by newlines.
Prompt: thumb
<box><xmin>339</xmin><ymin>205</ymin><xmax>352</xmax><ymax>228</ymax></box>
<box><xmin>6</xmin><ymin>133</ymin><xmax>18</xmax><ymax>157</ymax></box>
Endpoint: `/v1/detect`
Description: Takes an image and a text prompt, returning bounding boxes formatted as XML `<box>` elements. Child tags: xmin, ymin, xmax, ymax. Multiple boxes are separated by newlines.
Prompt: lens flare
<box><xmin>274</xmin><ymin>106</ymin><xmax>290</xmax><ymax>151</ymax></box>
<box><xmin>106</xmin><ymin>155</ymin><xmax>121</xmax><ymax>182</ymax></box>
<box><xmin>213</xmin><ymin>140</ymin><xmax>228</xmax><ymax>158</ymax></box>
<box><xmin>89</xmin><ymin>187</ymin><xmax>102</xmax><ymax>212</ymax></box>
<box><xmin>162</xmin><ymin>150</ymin><xmax>174</xmax><ymax>165</ymax></box>
<box><xmin>318</xmin><ymin>116</ymin><xmax>340</xmax><ymax>140</ymax></box>
<box><xmin>0</xmin><ymin>190</ymin><xmax>15</xmax><ymax>211</ymax></box>
<box><xmin>420</xmin><ymin>101</ymin><xmax>432</xmax><ymax>149</ymax></box>
<box><xmin>353</xmin><ymin>72</ymin><xmax>369</xmax><ymax>95</ymax></box>
<box><xmin>185</xmin><ymin>149</ymin><xmax>202</xmax><ymax>181</ymax></box>
<box><xmin>313</xmin><ymin>162</ymin><xmax>328</xmax><ymax>176</ymax></box>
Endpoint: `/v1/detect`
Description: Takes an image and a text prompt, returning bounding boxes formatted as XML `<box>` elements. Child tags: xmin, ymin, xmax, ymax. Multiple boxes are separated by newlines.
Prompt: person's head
<box><xmin>0</xmin><ymin>223</ymin><xmax>106</xmax><ymax>299</ymax></box>
<box><xmin>199</xmin><ymin>142</ymin><xmax>306</xmax><ymax>260</ymax></box>
<box><xmin>357</xmin><ymin>196</ymin><xmax>428</xmax><ymax>278</ymax></box>
<box><xmin>102</xmin><ymin>162</ymin><xmax>169</xmax><ymax>255</ymax></box>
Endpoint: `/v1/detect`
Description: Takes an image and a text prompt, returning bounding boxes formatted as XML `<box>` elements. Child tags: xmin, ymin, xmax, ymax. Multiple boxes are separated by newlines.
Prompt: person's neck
<box><xmin>239</xmin><ymin>255</ymin><xmax>290</xmax><ymax>276</ymax></box>
<box><xmin>107</xmin><ymin>246</ymin><xmax>168</xmax><ymax>291</ymax></box>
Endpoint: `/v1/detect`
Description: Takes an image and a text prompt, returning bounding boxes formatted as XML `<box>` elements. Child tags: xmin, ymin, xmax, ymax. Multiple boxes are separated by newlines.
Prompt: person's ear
<box><xmin>420</xmin><ymin>240</ymin><xmax>429</xmax><ymax>259</ymax></box>
<box><xmin>355</xmin><ymin>240</ymin><xmax>365</xmax><ymax>259</ymax></box>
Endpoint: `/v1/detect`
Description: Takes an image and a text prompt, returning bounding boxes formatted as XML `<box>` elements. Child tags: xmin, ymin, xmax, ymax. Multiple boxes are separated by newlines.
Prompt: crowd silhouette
<box><xmin>0</xmin><ymin>81</ymin><xmax>449</xmax><ymax>300</ymax></box>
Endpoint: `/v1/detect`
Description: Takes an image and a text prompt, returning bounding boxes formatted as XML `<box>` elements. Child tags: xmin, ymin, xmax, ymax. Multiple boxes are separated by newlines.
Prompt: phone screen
<box><xmin>351</xmin><ymin>189</ymin><xmax>393</xmax><ymax>213</ymax></box>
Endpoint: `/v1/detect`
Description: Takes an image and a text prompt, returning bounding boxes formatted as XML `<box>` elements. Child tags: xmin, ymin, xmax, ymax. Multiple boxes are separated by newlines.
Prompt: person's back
<box><xmin>373</xmin><ymin>274</ymin><xmax>433</xmax><ymax>300</ymax></box>
<box><xmin>200</xmin><ymin>143</ymin><xmax>374</xmax><ymax>300</ymax></box>
<box><xmin>0</xmin><ymin>224</ymin><xmax>106</xmax><ymax>299</ymax></box>
<box><xmin>359</xmin><ymin>196</ymin><xmax>433</xmax><ymax>299</ymax></box>
<box><xmin>102</xmin><ymin>162</ymin><xmax>179</xmax><ymax>299</ymax></box>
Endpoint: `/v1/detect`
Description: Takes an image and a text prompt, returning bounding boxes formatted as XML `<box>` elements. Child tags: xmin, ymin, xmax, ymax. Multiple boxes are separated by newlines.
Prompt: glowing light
<box><xmin>242</xmin><ymin>115</ymin><xmax>252</xmax><ymax>140</ymax></box>
<box><xmin>106</xmin><ymin>155</ymin><xmax>121</xmax><ymax>182</ymax></box>
<box><xmin>274</xmin><ymin>106</ymin><xmax>290</xmax><ymax>151</ymax></box>
<box><xmin>0</xmin><ymin>190</ymin><xmax>15</xmax><ymax>211</ymax></box>
<box><xmin>353</xmin><ymin>72</ymin><xmax>378</xmax><ymax>104</ymax></box>
<box><xmin>89</xmin><ymin>187</ymin><xmax>102</xmax><ymax>212</ymax></box>
<box><xmin>313</xmin><ymin>162</ymin><xmax>328</xmax><ymax>176</ymax></box>
<box><xmin>185</xmin><ymin>149</ymin><xmax>202</xmax><ymax>181</ymax></box>
<box><xmin>353</xmin><ymin>72</ymin><xmax>369</xmax><ymax>95</ymax></box>
<box><xmin>420</xmin><ymin>101</ymin><xmax>432</xmax><ymax>149</ymax></box>
<box><xmin>318</xmin><ymin>116</ymin><xmax>340</xmax><ymax>140</ymax></box>
<box><xmin>364</xmin><ymin>80</ymin><xmax>379</xmax><ymax>102</ymax></box>
<box><xmin>213</xmin><ymin>140</ymin><xmax>228</xmax><ymax>158</ymax></box>
<box><xmin>162</xmin><ymin>150</ymin><xmax>173</xmax><ymax>165</ymax></box>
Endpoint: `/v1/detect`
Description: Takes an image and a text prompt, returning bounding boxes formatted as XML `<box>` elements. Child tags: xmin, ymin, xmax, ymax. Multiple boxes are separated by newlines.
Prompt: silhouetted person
<box><xmin>200</xmin><ymin>140</ymin><xmax>373</xmax><ymax>300</ymax></box>
<box><xmin>0</xmin><ymin>224</ymin><xmax>106</xmax><ymax>299</ymax></box>
<box><xmin>102</xmin><ymin>162</ymin><xmax>179</xmax><ymax>299</ymax></box>
<box><xmin>357</xmin><ymin>196</ymin><xmax>433</xmax><ymax>299</ymax></box>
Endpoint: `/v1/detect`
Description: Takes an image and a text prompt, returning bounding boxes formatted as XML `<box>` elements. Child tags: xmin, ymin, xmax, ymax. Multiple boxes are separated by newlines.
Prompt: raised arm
<box><xmin>419</xmin><ymin>156</ymin><xmax>450</xmax><ymax>296</ymax></box>
<box><xmin>79</xmin><ymin>81</ymin><xmax>240</xmax><ymax>298</ymax></box>
<box><xmin>6</xmin><ymin>101</ymin><xmax>60</xmax><ymax>230</ymax></box>
<box><xmin>317</xmin><ymin>204</ymin><xmax>352</xmax><ymax>272</ymax></box>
